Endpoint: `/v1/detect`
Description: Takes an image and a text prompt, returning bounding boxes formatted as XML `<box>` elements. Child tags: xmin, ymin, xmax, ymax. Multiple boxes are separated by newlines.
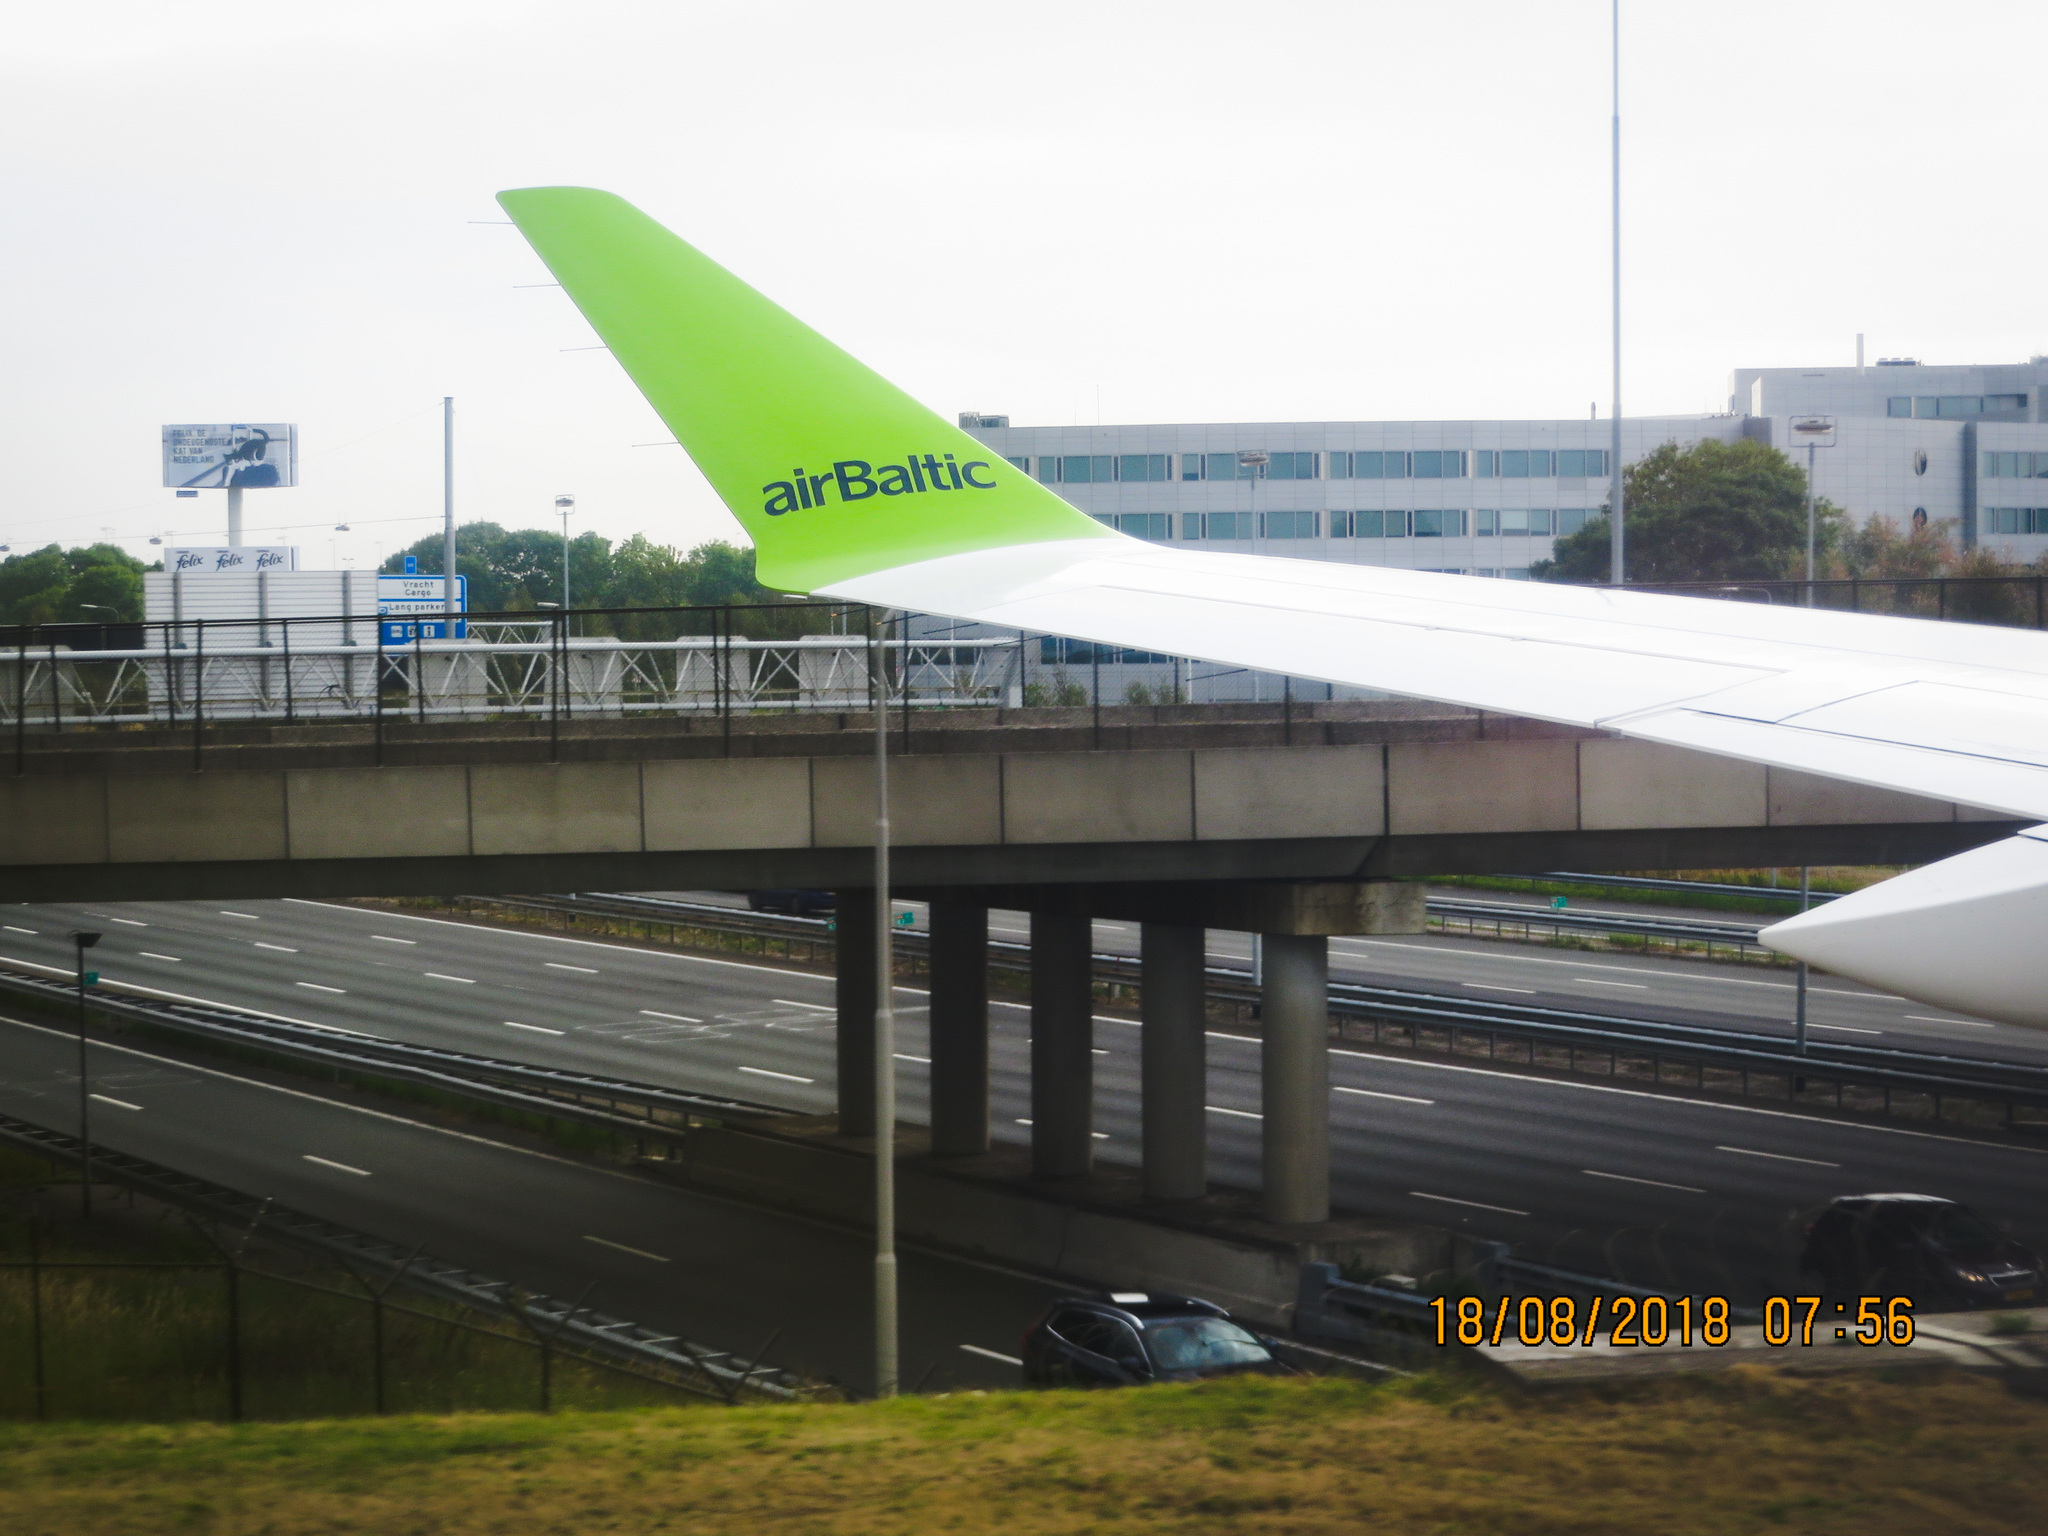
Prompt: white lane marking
<box><xmin>219</xmin><ymin>911</ymin><xmax>261</xmax><ymax>920</ymax></box>
<box><xmin>303</xmin><ymin>1154</ymin><xmax>371</xmax><ymax>1176</ymax></box>
<box><xmin>503</xmin><ymin>1021</ymin><xmax>564</xmax><ymax>1036</ymax></box>
<box><xmin>89</xmin><ymin>1094</ymin><xmax>142</xmax><ymax>1111</ymax></box>
<box><xmin>424</xmin><ymin>973</ymin><xmax>475</xmax><ymax>984</ymax></box>
<box><xmin>255</xmin><ymin>942</ymin><xmax>299</xmax><ymax>953</ymax></box>
<box><xmin>583</xmin><ymin>1235</ymin><xmax>670</xmax><ymax>1263</ymax></box>
<box><xmin>2</xmin><ymin>926</ymin><xmax>35</xmax><ymax>934</ymax></box>
<box><xmin>1574</xmin><ymin>978</ymin><xmax>1648</xmax><ymax>988</ymax></box>
<box><xmin>960</xmin><ymin>1344</ymin><xmax>1023</xmax><ymax>1365</ymax></box>
<box><xmin>1206</xmin><ymin>1105</ymin><xmax>1262</xmax><ymax>1119</ymax></box>
<box><xmin>894</xmin><ymin>1053</ymin><xmax>930</xmax><ymax>1063</ymax></box>
<box><xmin>1334</xmin><ymin>1086</ymin><xmax>1434</xmax><ymax>1105</ymax></box>
<box><xmin>1350</xmin><ymin>936</ymin><xmax>1900</xmax><ymax>998</ymax></box>
<box><xmin>739</xmin><ymin>1066</ymin><xmax>815</xmax><ymax>1083</ymax></box>
<box><xmin>371</xmin><ymin>935</ymin><xmax>417</xmax><ymax>945</ymax></box>
<box><xmin>111</xmin><ymin>918</ymin><xmax>148</xmax><ymax>927</ymax></box>
<box><xmin>1093</xmin><ymin>1132</ymin><xmax>1110</xmax><ymax>1140</ymax></box>
<box><xmin>282</xmin><ymin>896</ymin><xmax>854</xmax><ymax>979</ymax></box>
<box><xmin>1015</xmin><ymin>1118</ymin><xmax>1032</xmax><ymax>1125</ymax></box>
<box><xmin>0</xmin><ymin>1014</ymin><xmax>648</xmax><ymax>1184</ymax></box>
<box><xmin>773</xmin><ymin>999</ymin><xmax>834</xmax><ymax>1011</ymax></box>
<box><xmin>639</xmin><ymin>1010</ymin><xmax>703</xmax><ymax>1023</ymax></box>
<box><xmin>1905</xmin><ymin>1015</ymin><xmax>1995</xmax><ymax>1028</ymax></box>
<box><xmin>545</xmin><ymin>962</ymin><xmax>599</xmax><ymax>973</ymax></box>
<box><xmin>1205</xmin><ymin>1031</ymin><xmax>1259</xmax><ymax>1043</ymax></box>
<box><xmin>1583</xmin><ymin>1169</ymin><xmax>1706</xmax><ymax>1193</ymax></box>
<box><xmin>1091</xmin><ymin>1048</ymin><xmax>1109</xmax><ymax>1056</ymax></box>
<box><xmin>295</xmin><ymin>983</ymin><xmax>346</xmax><ymax>994</ymax></box>
<box><xmin>1323</xmin><ymin>1046</ymin><xmax>2048</xmax><ymax>1157</ymax></box>
<box><xmin>1411</xmin><ymin>1191</ymin><xmax>1529</xmax><ymax>1216</ymax></box>
<box><xmin>0</xmin><ymin>957</ymin><xmax>380</xmax><ymax>1037</ymax></box>
<box><xmin>1464</xmin><ymin>982</ymin><xmax>1537</xmax><ymax>994</ymax></box>
<box><xmin>1715</xmin><ymin>1145</ymin><xmax>1840</xmax><ymax>1168</ymax></box>
<box><xmin>1809</xmin><ymin>1023</ymin><xmax>1883</xmax><ymax>1035</ymax></box>
<box><xmin>1093</xmin><ymin>1016</ymin><xmax>1139</xmax><ymax>1026</ymax></box>
<box><xmin>139</xmin><ymin>952</ymin><xmax>182</xmax><ymax>962</ymax></box>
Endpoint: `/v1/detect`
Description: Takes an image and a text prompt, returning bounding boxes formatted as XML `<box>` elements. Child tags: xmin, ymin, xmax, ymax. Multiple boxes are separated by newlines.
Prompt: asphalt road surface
<box><xmin>2</xmin><ymin>896</ymin><xmax>2043</xmax><ymax>1302</ymax></box>
<box><xmin>0</xmin><ymin>1009</ymin><xmax>1056</xmax><ymax>1397</ymax></box>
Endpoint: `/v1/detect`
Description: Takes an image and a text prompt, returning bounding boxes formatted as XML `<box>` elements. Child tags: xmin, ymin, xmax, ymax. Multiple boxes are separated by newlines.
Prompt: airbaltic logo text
<box><xmin>762</xmin><ymin>454</ymin><xmax>998</xmax><ymax>516</ymax></box>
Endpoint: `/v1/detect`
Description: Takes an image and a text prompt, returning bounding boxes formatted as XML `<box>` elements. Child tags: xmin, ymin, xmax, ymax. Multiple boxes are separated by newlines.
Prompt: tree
<box><xmin>0</xmin><ymin>543</ymin><xmax>145</xmax><ymax>625</ymax></box>
<box><xmin>380</xmin><ymin>526</ymin><xmax>805</xmax><ymax>633</ymax></box>
<box><xmin>1533</xmin><ymin>438</ymin><xmax>1845</xmax><ymax>585</ymax></box>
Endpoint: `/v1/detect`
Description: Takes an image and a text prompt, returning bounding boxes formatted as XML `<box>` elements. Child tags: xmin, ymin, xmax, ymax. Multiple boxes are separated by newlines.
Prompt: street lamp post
<box><xmin>554</xmin><ymin>495</ymin><xmax>576</xmax><ymax>623</ymax></box>
<box><xmin>69</xmin><ymin>930</ymin><xmax>101</xmax><ymax>1216</ymax></box>
<box><xmin>870</xmin><ymin>609</ymin><xmax>898</xmax><ymax>1399</ymax></box>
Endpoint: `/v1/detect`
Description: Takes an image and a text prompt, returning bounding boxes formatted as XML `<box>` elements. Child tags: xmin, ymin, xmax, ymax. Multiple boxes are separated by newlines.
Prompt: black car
<box><xmin>745</xmin><ymin>889</ymin><xmax>835</xmax><ymax>917</ymax></box>
<box><xmin>1021</xmin><ymin>1292</ymin><xmax>1285</xmax><ymax>1387</ymax></box>
<box><xmin>1799</xmin><ymin>1194</ymin><xmax>2042</xmax><ymax>1309</ymax></box>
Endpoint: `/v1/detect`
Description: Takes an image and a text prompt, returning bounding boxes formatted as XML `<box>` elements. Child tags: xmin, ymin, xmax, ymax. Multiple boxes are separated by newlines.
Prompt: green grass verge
<box><xmin>0</xmin><ymin>1369</ymin><xmax>2040</xmax><ymax>1533</ymax></box>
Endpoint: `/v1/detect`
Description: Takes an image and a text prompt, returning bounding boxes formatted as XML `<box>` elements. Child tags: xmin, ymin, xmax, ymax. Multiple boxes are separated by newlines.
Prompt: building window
<box><xmin>1041</xmin><ymin>638</ymin><xmax>1171</xmax><ymax>664</ymax></box>
<box><xmin>1476</xmin><ymin>509</ymin><xmax>1555</xmax><ymax>536</ymax></box>
<box><xmin>1260</xmin><ymin>510</ymin><xmax>1320</xmax><ymax>538</ymax></box>
<box><xmin>1265</xmin><ymin>452</ymin><xmax>1319</xmax><ymax>480</ymax></box>
<box><xmin>1411</xmin><ymin>451</ymin><xmax>1466</xmax><ymax>479</ymax></box>
<box><xmin>1411</xmin><ymin>509</ymin><xmax>1466</xmax><ymax>536</ymax></box>
<box><xmin>1092</xmin><ymin>512</ymin><xmax>1174</xmax><ymax>541</ymax></box>
<box><xmin>1117</xmin><ymin>454</ymin><xmax>1169</xmax><ymax>482</ymax></box>
<box><xmin>1982</xmin><ymin>451</ymin><xmax>2048</xmax><ymax>478</ymax></box>
<box><xmin>1003</xmin><ymin>456</ymin><xmax>1030</xmax><ymax>473</ymax></box>
<box><xmin>1896</xmin><ymin>394</ymin><xmax>2027</xmax><ymax>420</ymax></box>
<box><xmin>1182</xmin><ymin>511</ymin><xmax>1252</xmax><ymax>539</ymax></box>
<box><xmin>1054</xmin><ymin>455</ymin><xmax>1114</xmax><ymax>483</ymax></box>
<box><xmin>1556</xmin><ymin>449</ymin><xmax>1607</xmax><ymax>477</ymax></box>
<box><xmin>1557</xmin><ymin>508</ymin><xmax>1594</xmax><ymax>536</ymax></box>
<box><xmin>1332</xmin><ymin>450</ymin><xmax>1409</xmax><ymax>479</ymax></box>
<box><xmin>1984</xmin><ymin>508</ymin><xmax>2048</xmax><ymax>534</ymax></box>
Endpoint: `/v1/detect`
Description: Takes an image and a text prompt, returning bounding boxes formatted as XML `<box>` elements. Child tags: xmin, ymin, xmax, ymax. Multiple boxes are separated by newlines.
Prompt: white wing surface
<box><xmin>824</xmin><ymin>538</ymin><xmax>2048</xmax><ymax>821</ymax></box>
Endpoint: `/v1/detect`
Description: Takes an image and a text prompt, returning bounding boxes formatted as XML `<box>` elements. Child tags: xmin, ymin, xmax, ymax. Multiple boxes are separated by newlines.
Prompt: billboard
<box><xmin>1787</xmin><ymin>415</ymin><xmax>1837</xmax><ymax>449</ymax></box>
<box><xmin>162</xmin><ymin>424</ymin><xmax>299</xmax><ymax>489</ymax></box>
<box><xmin>166</xmin><ymin>546</ymin><xmax>298</xmax><ymax>574</ymax></box>
<box><xmin>378</xmin><ymin>574</ymin><xmax>467</xmax><ymax>641</ymax></box>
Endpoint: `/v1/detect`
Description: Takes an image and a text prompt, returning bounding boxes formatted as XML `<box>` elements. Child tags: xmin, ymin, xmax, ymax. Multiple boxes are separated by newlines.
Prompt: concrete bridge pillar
<box><xmin>834</xmin><ymin>887</ymin><xmax>876</xmax><ymax>1137</ymax></box>
<box><xmin>928</xmin><ymin>893</ymin><xmax>989</xmax><ymax>1156</ymax></box>
<box><xmin>1260</xmin><ymin>932</ymin><xmax>1330</xmax><ymax>1225</ymax></box>
<box><xmin>1030</xmin><ymin>910</ymin><xmax>1095</xmax><ymax>1178</ymax></box>
<box><xmin>1140</xmin><ymin>922</ymin><xmax>1208</xmax><ymax>1201</ymax></box>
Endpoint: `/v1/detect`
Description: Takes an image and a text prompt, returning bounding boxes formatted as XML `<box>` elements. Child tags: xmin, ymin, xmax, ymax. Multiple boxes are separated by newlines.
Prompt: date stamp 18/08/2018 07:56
<box><xmin>1431</xmin><ymin>1295</ymin><xmax>1919</xmax><ymax>1349</ymax></box>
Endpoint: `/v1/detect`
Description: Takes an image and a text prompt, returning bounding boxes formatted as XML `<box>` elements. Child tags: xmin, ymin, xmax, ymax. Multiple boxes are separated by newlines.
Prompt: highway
<box><xmin>0</xmin><ymin>1009</ymin><xmax>1059</xmax><ymax>1396</ymax></box>
<box><xmin>2</xmin><ymin>895</ymin><xmax>2044</xmax><ymax>1304</ymax></box>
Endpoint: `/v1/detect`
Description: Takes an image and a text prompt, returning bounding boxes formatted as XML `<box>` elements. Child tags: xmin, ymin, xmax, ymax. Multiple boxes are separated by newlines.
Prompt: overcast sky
<box><xmin>4</xmin><ymin>1</ymin><xmax>2043</xmax><ymax>570</ymax></box>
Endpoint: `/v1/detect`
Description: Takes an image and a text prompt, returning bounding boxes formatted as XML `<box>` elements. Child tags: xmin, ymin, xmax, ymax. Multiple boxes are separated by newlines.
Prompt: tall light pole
<box><xmin>870</xmin><ymin>608</ymin><xmax>898</xmax><ymax>1398</ymax></box>
<box><xmin>1608</xmin><ymin>0</ymin><xmax>1625</xmax><ymax>586</ymax></box>
<box><xmin>442</xmin><ymin>398</ymin><xmax>457</xmax><ymax>633</ymax></box>
<box><xmin>70</xmin><ymin>930</ymin><xmax>101</xmax><ymax>1216</ymax></box>
<box><xmin>554</xmin><ymin>495</ymin><xmax>575</xmax><ymax>619</ymax></box>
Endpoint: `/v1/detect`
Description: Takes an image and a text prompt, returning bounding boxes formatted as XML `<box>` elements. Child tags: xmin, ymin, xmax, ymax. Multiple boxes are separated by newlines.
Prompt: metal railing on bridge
<box><xmin>1</xmin><ymin>600</ymin><xmax>1347</xmax><ymax>755</ymax></box>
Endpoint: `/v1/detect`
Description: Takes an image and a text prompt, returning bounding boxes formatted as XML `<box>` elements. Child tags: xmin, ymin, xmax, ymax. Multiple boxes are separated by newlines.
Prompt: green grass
<box><xmin>1433</xmin><ymin>866</ymin><xmax>1902</xmax><ymax>917</ymax></box>
<box><xmin>0</xmin><ymin>1165</ymin><xmax>695</xmax><ymax>1424</ymax></box>
<box><xmin>0</xmin><ymin>1369</ymin><xmax>2041</xmax><ymax>1534</ymax></box>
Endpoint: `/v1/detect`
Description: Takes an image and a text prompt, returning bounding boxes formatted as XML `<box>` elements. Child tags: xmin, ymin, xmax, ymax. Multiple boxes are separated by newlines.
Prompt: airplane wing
<box><xmin>497</xmin><ymin>186</ymin><xmax>2048</xmax><ymax>1027</ymax></box>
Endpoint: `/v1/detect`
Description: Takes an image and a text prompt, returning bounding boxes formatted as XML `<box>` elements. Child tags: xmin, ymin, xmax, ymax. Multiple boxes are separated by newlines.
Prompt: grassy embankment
<box><xmin>0</xmin><ymin>1153</ymin><xmax>687</xmax><ymax>1422</ymax></box>
<box><xmin>0</xmin><ymin>1369</ymin><xmax>2043</xmax><ymax>1534</ymax></box>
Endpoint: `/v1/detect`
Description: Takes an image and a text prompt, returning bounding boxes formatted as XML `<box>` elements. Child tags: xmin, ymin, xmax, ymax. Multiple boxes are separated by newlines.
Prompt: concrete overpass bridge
<box><xmin>2</xmin><ymin>692</ymin><xmax>2016</xmax><ymax>1234</ymax></box>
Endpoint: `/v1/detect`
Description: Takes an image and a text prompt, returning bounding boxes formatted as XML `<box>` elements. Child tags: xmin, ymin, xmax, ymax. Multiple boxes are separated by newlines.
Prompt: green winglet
<box><xmin>496</xmin><ymin>187</ymin><xmax>1115</xmax><ymax>593</ymax></box>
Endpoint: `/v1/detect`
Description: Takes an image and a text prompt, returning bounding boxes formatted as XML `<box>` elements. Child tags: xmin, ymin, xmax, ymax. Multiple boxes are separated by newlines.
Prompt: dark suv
<box><xmin>1799</xmin><ymin>1194</ymin><xmax>2041</xmax><ymax>1309</ymax></box>
<box><xmin>1021</xmin><ymin>1292</ymin><xmax>1284</xmax><ymax>1387</ymax></box>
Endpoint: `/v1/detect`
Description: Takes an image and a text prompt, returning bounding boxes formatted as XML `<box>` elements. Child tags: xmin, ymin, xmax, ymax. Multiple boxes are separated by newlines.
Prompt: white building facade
<box><xmin>961</xmin><ymin>355</ymin><xmax>2048</xmax><ymax>576</ymax></box>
